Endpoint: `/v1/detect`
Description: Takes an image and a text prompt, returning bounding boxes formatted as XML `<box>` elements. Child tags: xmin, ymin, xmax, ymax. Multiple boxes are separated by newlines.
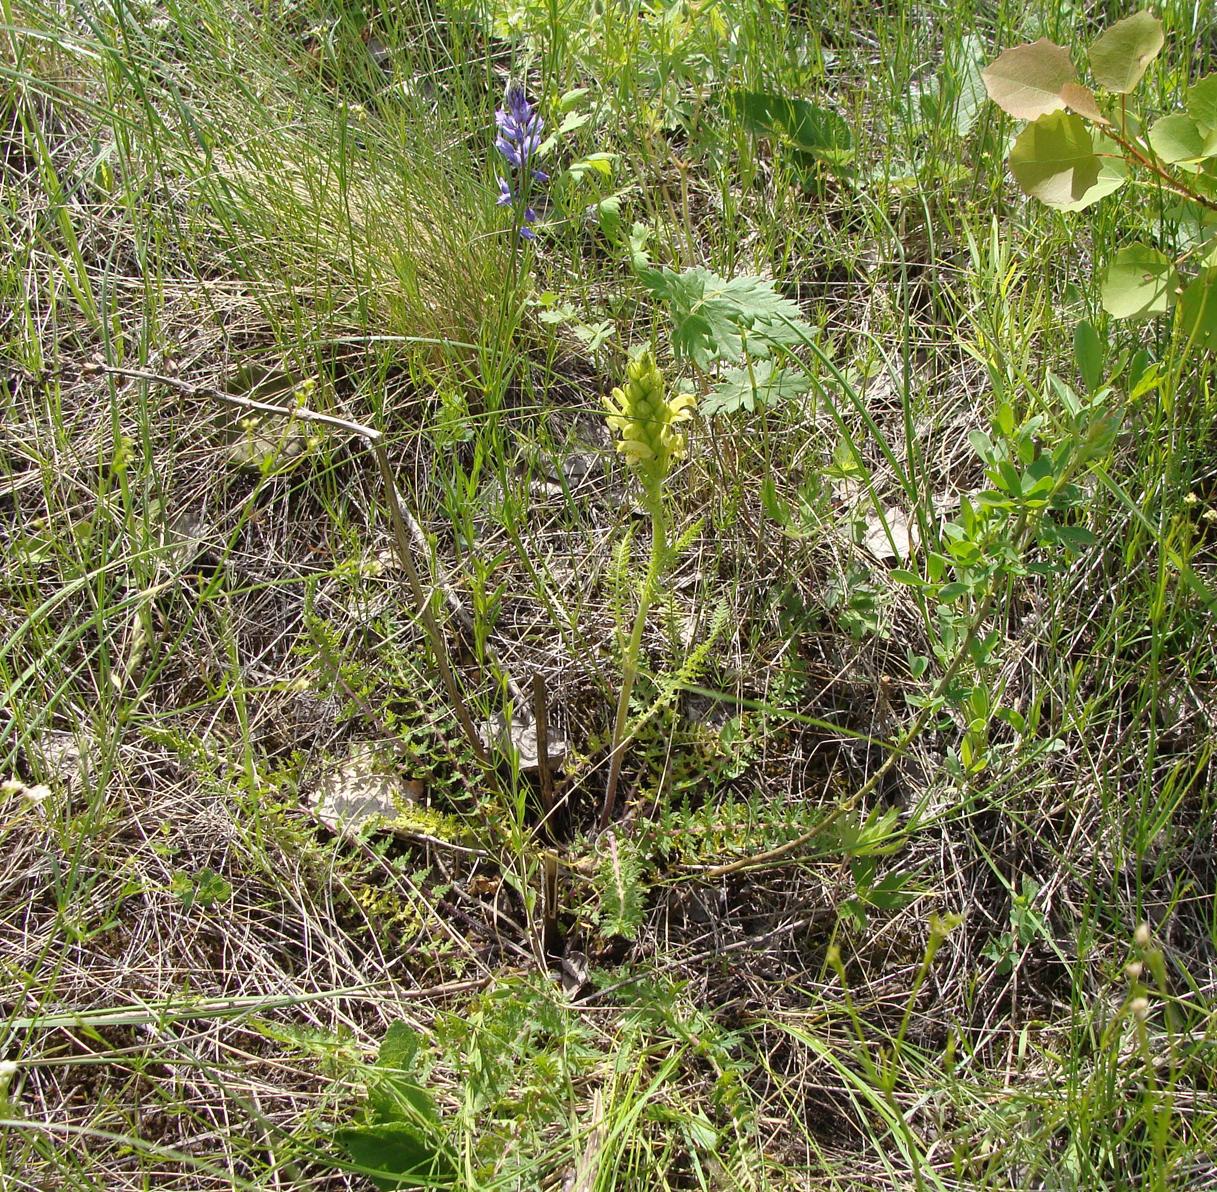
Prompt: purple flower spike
<box><xmin>495</xmin><ymin>85</ymin><xmax>544</xmax><ymax>172</ymax></box>
<box><xmin>493</xmin><ymin>83</ymin><xmax>547</xmax><ymax>240</ymax></box>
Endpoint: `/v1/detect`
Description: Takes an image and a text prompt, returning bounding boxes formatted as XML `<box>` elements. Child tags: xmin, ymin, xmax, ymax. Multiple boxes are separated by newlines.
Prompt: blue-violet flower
<box><xmin>495</xmin><ymin>85</ymin><xmax>547</xmax><ymax>239</ymax></box>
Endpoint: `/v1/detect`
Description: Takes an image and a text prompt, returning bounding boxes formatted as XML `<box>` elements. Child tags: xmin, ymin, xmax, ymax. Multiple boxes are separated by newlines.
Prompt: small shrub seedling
<box><xmin>983</xmin><ymin>11</ymin><xmax>1217</xmax><ymax>350</ymax></box>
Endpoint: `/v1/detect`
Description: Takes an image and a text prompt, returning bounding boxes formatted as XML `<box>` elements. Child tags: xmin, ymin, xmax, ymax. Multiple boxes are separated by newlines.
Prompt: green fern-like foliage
<box><xmin>594</xmin><ymin>831</ymin><xmax>646</xmax><ymax>940</ymax></box>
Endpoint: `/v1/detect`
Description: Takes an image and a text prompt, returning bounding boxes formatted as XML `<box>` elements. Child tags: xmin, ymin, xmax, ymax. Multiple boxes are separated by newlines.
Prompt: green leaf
<box><xmin>567</xmin><ymin>151</ymin><xmax>615</xmax><ymax>181</ymax></box>
<box><xmin>336</xmin><ymin>1123</ymin><xmax>457</xmax><ymax>1191</ymax></box>
<box><xmin>1074</xmin><ymin>320</ymin><xmax>1104</xmax><ymax>391</ymax></box>
<box><xmin>558</xmin><ymin>87</ymin><xmax>589</xmax><ymax>112</ymax></box>
<box><xmin>376</xmin><ymin>1022</ymin><xmax>422</xmax><ymax>1074</ymax></box>
<box><xmin>1087</xmin><ymin>12</ymin><xmax>1164</xmax><ymax>93</ymax></box>
<box><xmin>953</xmin><ymin>34</ymin><xmax>990</xmax><ymax>136</ymax></box>
<box><xmin>1148</xmin><ymin>113</ymin><xmax>1217</xmax><ymax>167</ymax></box>
<box><xmin>1008</xmin><ymin>111</ymin><xmax>1100</xmax><ymax>208</ymax></box>
<box><xmin>627</xmin><ymin>222</ymin><xmax>652</xmax><ymax>271</ymax></box>
<box><xmin>1056</xmin><ymin>130</ymin><xmax>1126</xmax><ymax>211</ymax></box>
<box><xmin>595</xmin><ymin>832</ymin><xmax>645</xmax><ymax>940</ymax></box>
<box><xmin>727</xmin><ymin>90</ymin><xmax>853</xmax><ymax>165</ymax></box>
<box><xmin>982</xmin><ymin>39</ymin><xmax>1076</xmax><ymax>120</ymax></box>
<box><xmin>640</xmin><ymin>265</ymin><xmax>812</xmax><ymax>367</ymax></box>
<box><xmin>1059</xmin><ymin>82</ymin><xmax>1106</xmax><ymax>124</ymax></box>
<box><xmin>171</xmin><ymin>868</ymin><xmax>232</xmax><ymax>910</ymax></box>
<box><xmin>1186</xmin><ymin>74</ymin><xmax>1217</xmax><ymax>133</ymax></box>
<box><xmin>1177</xmin><ymin>269</ymin><xmax>1217</xmax><ymax>351</ymax></box>
<box><xmin>557</xmin><ymin>109</ymin><xmax>591</xmax><ymax>135</ymax></box>
<box><xmin>701</xmin><ymin>359</ymin><xmax>811</xmax><ymax>416</ymax></box>
<box><xmin>1101</xmin><ymin>244</ymin><xmax>1179</xmax><ymax>319</ymax></box>
<box><xmin>369</xmin><ymin>1022</ymin><xmax>440</xmax><ymax>1128</ymax></box>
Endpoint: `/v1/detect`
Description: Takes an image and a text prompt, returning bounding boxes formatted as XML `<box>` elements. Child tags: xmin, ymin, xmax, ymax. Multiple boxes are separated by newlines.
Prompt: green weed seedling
<box><xmin>336</xmin><ymin>1023</ymin><xmax>457</xmax><ymax>1190</ymax></box>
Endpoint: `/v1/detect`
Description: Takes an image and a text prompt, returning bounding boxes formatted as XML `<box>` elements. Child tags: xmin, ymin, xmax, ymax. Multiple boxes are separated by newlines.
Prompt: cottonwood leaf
<box><xmin>1101</xmin><ymin>243</ymin><xmax>1179</xmax><ymax>319</ymax></box>
<box><xmin>1057</xmin><ymin>131</ymin><xmax>1127</xmax><ymax>211</ymax></box>
<box><xmin>982</xmin><ymin>39</ymin><xmax>1076</xmax><ymax>120</ymax></box>
<box><xmin>1149</xmin><ymin>113</ymin><xmax>1217</xmax><ymax>168</ymax></box>
<box><xmin>1088</xmin><ymin>11</ymin><xmax>1164</xmax><ymax>94</ymax></box>
<box><xmin>1059</xmin><ymin>82</ymin><xmax>1106</xmax><ymax>124</ymax></box>
<box><xmin>861</xmin><ymin>506</ymin><xmax>918</xmax><ymax>562</ymax></box>
<box><xmin>701</xmin><ymin>359</ymin><xmax>811</xmax><ymax>417</ymax></box>
<box><xmin>1186</xmin><ymin>75</ymin><xmax>1217</xmax><ymax>134</ymax></box>
<box><xmin>1008</xmin><ymin>111</ymin><xmax>1100</xmax><ymax>207</ymax></box>
<box><xmin>308</xmin><ymin>742</ymin><xmax>421</xmax><ymax>839</ymax></box>
<box><xmin>1178</xmin><ymin>269</ymin><xmax>1217</xmax><ymax>350</ymax></box>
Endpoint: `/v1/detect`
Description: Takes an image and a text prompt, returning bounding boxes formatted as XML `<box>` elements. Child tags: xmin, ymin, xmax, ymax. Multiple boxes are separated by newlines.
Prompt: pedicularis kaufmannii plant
<box><xmin>599</xmin><ymin>347</ymin><xmax>696</xmax><ymax>828</ymax></box>
<box><xmin>494</xmin><ymin>84</ymin><xmax>548</xmax><ymax>241</ymax></box>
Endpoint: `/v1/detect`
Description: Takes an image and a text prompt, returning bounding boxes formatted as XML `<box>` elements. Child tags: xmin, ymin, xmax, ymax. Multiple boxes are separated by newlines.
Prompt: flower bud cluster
<box><xmin>603</xmin><ymin>349</ymin><xmax>695</xmax><ymax>499</ymax></box>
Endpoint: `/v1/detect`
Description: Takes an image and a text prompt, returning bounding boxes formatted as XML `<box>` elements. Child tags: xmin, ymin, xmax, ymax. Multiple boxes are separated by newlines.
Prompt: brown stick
<box><xmin>88</xmin><ymin>362</ymin><xmax>491</xmax><ymax>762</ymax></box>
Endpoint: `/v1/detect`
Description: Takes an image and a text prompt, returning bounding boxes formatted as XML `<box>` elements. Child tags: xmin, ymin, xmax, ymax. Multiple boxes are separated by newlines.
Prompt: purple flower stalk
<box><xmin>495</xmin><ymin>85</ymin><xmax>547</xmax><ymax>240</ymax></box>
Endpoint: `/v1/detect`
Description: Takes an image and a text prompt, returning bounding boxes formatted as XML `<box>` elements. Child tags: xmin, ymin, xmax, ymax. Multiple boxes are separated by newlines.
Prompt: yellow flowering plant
<box><xmin>599</xmin><ymin>347</ymin><xmax>696</xmax><ymax>829</ymax></box>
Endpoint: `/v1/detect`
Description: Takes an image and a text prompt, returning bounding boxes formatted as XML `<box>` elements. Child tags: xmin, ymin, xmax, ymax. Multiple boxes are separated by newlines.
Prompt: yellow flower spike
<box><xmin>603</xmin><ymin>348</ymin><xmax>696</xmax><ymax>502</ymax></box>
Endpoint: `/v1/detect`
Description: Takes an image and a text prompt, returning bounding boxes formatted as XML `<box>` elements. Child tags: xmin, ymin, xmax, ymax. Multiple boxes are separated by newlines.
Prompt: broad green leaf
<box><xmin>950</xmin><ymin>33</ymin><xmax>989</xmax><ymax>137</ymax></box>
<box><xmin>369</xmin><ymin>1023</ymin><xmax>439</xmax><ymax>1127</ymax></box>
<box><xmin>376</xmin><ymin>1022</ymin><xmax>421</xmax><ymax>1074</ymax></box>
<box><xmin>1148</xmin><ymin>113</ymin><xmax>1217</xmax><ymax>167</ymax></box>
<box><xmin>1186</xmin><ymin>75</ymin><xmax>1217</xmax><ymax>133</ymax></box>
<box><xmin>1100</xmin><ymin>244</ymin><xmax>1178</xmax><ymax>319</ymax></box>
<box><xmin>1177</xmin><ymin>269</ymin><xmax>1217</xmax><ymax>350</ymax></box>
<box><xmin>596</xmin><ymin>194</ymin><xmax>622</xmax><ymax>240</ymax></box>
<box><xmin>1008</xmin><ymin>111</ymin><xmax>1100</xmax><ymax>207</ymax></box>
<box><xmin>336</xmin><ymin>1123</ymin><xmax>457</xmax><ymax>1191</ymax></box>
<box><xmin>982</xmin><ymin>39</ymin><xmax>1076</xmax><ymax>120</ymax></box>
<box><xmin>727</xmin><ymin>90</ymin><xmax>853</xmax><ymax>165</ymax></box>
<box><xmin>1057</xmin><ymin>131</ymin><xmax>1126</xmax><ymax>211</ymax></box>
<box><xmin>567</xmin><ymin>151</ymin><xmax>615</xmax><ymax>181</ymax></box>
<box><xmin>701</xmin><ymin>359</ymin><xmax>811</xmax><ymax>417</ymax></box>
<box><xmin>557</xmin><ymin>87</ymin><xmax>589</xmax><ymax>112</ymax></box>
<box><xmin>1087</xmin><ymin>12</ymin><xmax>1164</xmax><ymax>93</ymax></box>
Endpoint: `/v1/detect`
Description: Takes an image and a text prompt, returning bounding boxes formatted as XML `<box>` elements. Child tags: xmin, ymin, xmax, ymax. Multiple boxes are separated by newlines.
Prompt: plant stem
<box><xmin>600</xmin><ymin>500</ymin><xmax>667</xmax><ymax>830</ymax></box>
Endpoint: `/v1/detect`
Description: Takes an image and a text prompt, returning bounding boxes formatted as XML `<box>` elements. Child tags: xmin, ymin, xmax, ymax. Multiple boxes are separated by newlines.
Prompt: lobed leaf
<box><xmin>1100</xmin><ymin>244</ymin><xmax>1178</xmax><ymax>320</ymax></box>
<box><xmin>701</xmin><ymin>359</ymin><xmax>811</xmax><ymax>417</ymax></box>
<box><xmin>1008</xmin><ymin>111</ymin><xmax>1100</xmax><ymax>208</ymax></box>
<box><xmin>640</xmin><ymin>265</ymin><xmax>812</xmax><ymax>368</ymax></box>
<box><xmin>982</xmin><ymin>39</ymin><xmax>1076</xmax><ymax>120</ymax></box>
<box><xmin>1087</xmin><ymin>11</ymin><xmax>1164</xmax><ymax>93</ymax></box>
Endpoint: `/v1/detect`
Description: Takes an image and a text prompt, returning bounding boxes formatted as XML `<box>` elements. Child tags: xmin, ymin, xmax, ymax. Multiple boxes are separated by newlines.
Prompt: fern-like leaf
<box><xmin>595</xmin><ymin>830</ymin><xmax>646</xmax><ymax>941</ymax></box>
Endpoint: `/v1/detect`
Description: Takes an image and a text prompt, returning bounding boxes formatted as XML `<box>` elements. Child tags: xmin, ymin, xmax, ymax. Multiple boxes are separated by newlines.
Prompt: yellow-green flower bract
<box><xmin>603</xmin><ymin>349</ymin><xmax>695</xmax><ymax>498</ymax></box>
